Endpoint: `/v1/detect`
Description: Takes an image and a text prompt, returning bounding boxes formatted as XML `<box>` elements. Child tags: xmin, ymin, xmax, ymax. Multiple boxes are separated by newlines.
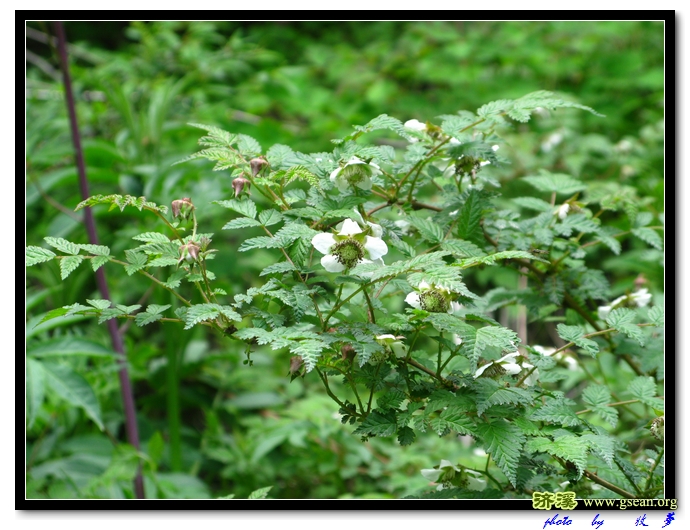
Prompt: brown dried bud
<box><xmin>341</xmin><ymin>344</ymin><xmax>356</xmax><ymax>362</ymax></box>
<box><xmin>250</xmin><ymin>157</ymin><xmax>269</xmax><ymax>177</ymax></box>
<box><xmin>232</xmin><ymin>177</ymin><xmax>251</xmax><ymax>198</ymax></box>
<box><xmin>171</xmin><ymin>197</ymin><xmax>194</xmax><ymax>220</ymax></box>
<box><xmin>178</xmin><ymin>241</ymin><xmax>201</xmax><ymax>264</ymax></box>
<box><xmin>288</xmin><ymin>356</ymin><xmax>304</xmax><ymax>380</ymax></box>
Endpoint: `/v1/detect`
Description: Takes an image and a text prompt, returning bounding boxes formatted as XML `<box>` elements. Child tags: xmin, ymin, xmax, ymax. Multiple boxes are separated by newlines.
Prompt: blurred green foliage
<box><xmin>26</xmin><ymin>21</ymin><xmax>663</xmax><ymax>499</ymax></box>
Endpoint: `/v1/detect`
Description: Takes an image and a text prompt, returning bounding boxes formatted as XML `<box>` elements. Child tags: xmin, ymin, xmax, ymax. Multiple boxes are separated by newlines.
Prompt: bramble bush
<box><xmin>26</xmin><ymin>89</ymin><xmax>665</xmax><ymax>499</ymax></box>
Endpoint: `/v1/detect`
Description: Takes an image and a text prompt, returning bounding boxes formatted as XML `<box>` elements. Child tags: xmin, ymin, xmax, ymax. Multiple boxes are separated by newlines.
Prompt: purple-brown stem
<box><xmin>53</xmin><ymin>21</ymin><xmax>145</xmax><ymax>499</ymax></box>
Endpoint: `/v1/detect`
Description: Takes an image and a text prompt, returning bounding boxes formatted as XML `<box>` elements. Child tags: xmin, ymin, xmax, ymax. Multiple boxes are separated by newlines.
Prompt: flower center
<box><xmin>340</xmin><ymin>164</ymin><xmax>369</xmax><ymax>184</ymax></box>
<box><xmin>482</xmin><ymin>363</ymin><xmax>506</xmax><ymax>378</ymax></box>
<box><xmin>332</xmin><ymin>239</ymin><xmax>365</xmax><ymax>269</ymax></box>
<box><xmin>419</xmin><ymin>289</ymin><xmax>450</xmax><ymax>313</ymax></box>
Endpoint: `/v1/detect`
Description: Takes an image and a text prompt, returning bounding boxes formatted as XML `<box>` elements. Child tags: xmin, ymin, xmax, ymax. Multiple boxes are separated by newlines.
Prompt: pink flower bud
<box><xmin>171</xmin><ymin>197</ymin><xmax>194</xmax><ymax>220</ymax></box>
<box><xmin>250</xmin><ymin>157</ymin><xmax>269</xmax><ymax>177</ymax></box>
<box><xmin>232</xmin><ymin>177</ymin><xmax>251</xmax><ymax>198</ymax></box>
<box><xmin>178</xmin><ymin>241</ymin><xmax>201</xmax><ymax>264</ymax></box>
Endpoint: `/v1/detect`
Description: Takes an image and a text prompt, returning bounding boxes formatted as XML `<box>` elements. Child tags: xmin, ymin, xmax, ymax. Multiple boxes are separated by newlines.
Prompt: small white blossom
<box><xmin>311</xmin><ymin>218</ymin><xmax>388</xmax><ymax>273</ymax></box>
<box><xmin>557</xmin><ymin>203</ymin><xmax>570</xmax><ymax>220</ymax></box>
<box><xmin>375</xmin><ymin>334</ymin><xmax>408</xmax><ymax>358</ymax></box>
<box><xmin>394</xmin><ymin>219</ymin><xmax>412</xmax><ymax>235</ymax></box>
<box><xmin>598</xmin><ymin>288</ymin><xmax>653</xmax><ymax>321</ymax></box>
<box><xmin>631</xmin><ymin>288</ymin><xmax>652</xmax><ymax>307</ymax></box>
<box><xmin>404</xmin><ymin>119</ymin><xmax>427</xmax><ymax>132</ymax></box>
<box><xmin>405</xmin><ymin>281</ymin><xmax>462</xmax><ymax>314</ymax></box>
<box><xmin>330</xmin><ymin>156</ymin><xmax>381</xmax><ymax>193</ymax></box>
<box><xmin>449</xmin><ymin>137</ymin><xmax>461</xmax><ymax>146</ymax></box>
<box><xmin>420</xmin><ymin>459</ymin><xmax>459</xmax><ymax>483</ymax></box>
<box><xmin>521</xmin><ymin>362</ymin><xmax>539</xmax><ymax>386</ymax></box>
<box><xmin>474</xmin><ymin>352</ymin><xmax>522</xmax><ymax>379</ymax></box>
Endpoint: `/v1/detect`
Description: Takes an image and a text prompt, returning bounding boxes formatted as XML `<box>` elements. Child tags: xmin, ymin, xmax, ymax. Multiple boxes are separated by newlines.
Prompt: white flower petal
<box><xmin>364</xmin><ymin>236</ymin><xmax>388</xmax><ymax>260</ymax></box>
<box><xmin>405</xmin><ymin>292</ymin><xmax>422</xmax><ymax>309</ymax></box>
<box><xmin>355</xmin><ymin>174</ymin><xmax>373</xmax><ymax>190</ymax></box>
<box><xmin>448</xmin><ymin>301</ymin><xmax>462</xmax><ymax>314</ymax></box>
<box><xmin>474</xmin><ymin>362</ymin><xmax>493</xmax><ymax>378</ymax></box>
<box><xmin>419</xmin><ymin>281</ymin><xmax>431</xmax><ymax>290</ymax></box>
<box><xmin>376</xmin><ymin>334</ymin><xmax>397</xmax><ymax>341</ymax></box>
<box><xmin>439</xmin><ymin>460</ymin><xmax>457</xmax><ymax>470</ymax></box>
<box><xmin>312</xmin><ymin>233</ymin><xmax>336</xmax><ymax>254</ymax></box>
<box><xmin>404</xmin><ymin>119</ymin><xmax>426</xmax><ymax>131</ymax></box>
<box><xmin>557</xmin><ymin>203</ymin><xmax>570</xmax><ymax>220</ymax></box>
<box><xmin>449</xmin><ymin>137</ymin><xmax>461</xmax><ymax>145</ymax></box>
<box><xmin>329</xmin><ymin>167</ymin><xmax>341</xmax><ymax>182</ymax></box>
<box><xmin>502</xmin><ymin>363</ymin><xmax>522</xmax><ymax>376</ymax></box>
<box><xmin>338</xmin><ymin>218</ymin><xmax>363</xmax><ymax>236</ymax></box>
<box><xmin>345</xmin><ymin>156</ymin><xmax>365</xmax><ymax>167</ymax></box>
<box><xmin>421</xmin><ymin>468</ymin><xmax>442</xmax><ymax>482</ymax></box>
<box><xmin>598</xmin><ymin>305</ymin><xmax>612</xmax><ymax>321</ymax></box>
<box><xmin>492</xmin><ymin>145</ymin><xmax>499</xmax><ymax>152</ymax></box>
<box><xmin>333</xmin><ymin>175</ymin><xmax>350</xmax><ymax>192</ymax></box>
<box><xmin>321</xmin><ymin>254</ymin><xmax>346</xmax><ymax>273</ymax></box>
<box><xmin>367</xmin><ymin>222</ymin><xmax>383</xmax><ymax>238</ymax></box>
<box><xmin>497</xmin><ymin>352</ymin><xmax>520</xmax><ymax>363</ymax></box>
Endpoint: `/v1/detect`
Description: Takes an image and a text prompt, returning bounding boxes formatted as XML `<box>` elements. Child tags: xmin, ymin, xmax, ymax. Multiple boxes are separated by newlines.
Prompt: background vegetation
<box><xmin>25</xmin><ymin>21</ymin><xmax>664</xmax><ymax>500</ymax></box>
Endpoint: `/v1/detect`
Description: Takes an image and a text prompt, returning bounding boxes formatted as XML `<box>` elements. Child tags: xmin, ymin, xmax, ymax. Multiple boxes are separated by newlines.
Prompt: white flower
<box><xmin>474</xmin><ymin>352</ymin><xmax>522</xmax><ymax>379</ymax></box>
<box><xmin>375</xmin><ymin>334</ymin><xmax>408</xmax><ymax>358</ymax></box>
<box><xmin>631</xmin><ymin>288</ymin><xmax>652</xmax><ymax>308</ymax></box>
<box><xmin>394</xmin><ymin>219</ymin><xmax>411</xmax><ymax>235</ymax></box>
<box><xmin>449</xmin><ymin>137</ymin><xmax>461</xmax><ymax>146</ymax></box>
<box><xmin>311</xmin><ymin>218</ymin><xmax>388</xmax><ymax>273</ymax></box>
<box><xmin>420</xmin><ymin>459</ymin><xmax>459</xmax><ymax>483</ymax></box>
<box><xmin>557</xmin><ymin>203</ymin><xmax>570</xmax><ymax>220</ymax></box>
<box><xmin>405</xmin><ymin>281</ymin><xmax>462</xmax><ymax>314</ymax></box>
<box><xmin>541</xmin><ymin>132</ymin><xmax>563</xmax><ymax>153</ymax></box>
<box><xmin>330</xmin><ymin>156</ymin><xmax>381</xmax><ymax>193</ymax></box>
<box><xmin>521</xmin><ymin>362</ymin><xmax>539</xmax><ymax>386</ymax></box>
<box><xmin>404</xmin><ymin>119</ymin><xmax>427</xmax><ymax>132</ymax></box>
<box><xmin>532</xmin><ymin>344</ymin><xmax>577</xmax><ymax>371</ymax></box>
<box><xmin>598</xmin><ymin>288</ymin><xmax>653</xmax><ymax>321</ymax></box>
<box><xmin>466</xmin><ymin>469</ymin><xmax>487</xmax><ymax>491</ymax></box>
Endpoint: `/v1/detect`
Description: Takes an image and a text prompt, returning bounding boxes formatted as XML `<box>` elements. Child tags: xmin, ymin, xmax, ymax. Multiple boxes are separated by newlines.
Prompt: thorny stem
<box><xmin>54</xmin><ymin>21</ymin><xmax>144</xmax><ymax>499</ymax></box>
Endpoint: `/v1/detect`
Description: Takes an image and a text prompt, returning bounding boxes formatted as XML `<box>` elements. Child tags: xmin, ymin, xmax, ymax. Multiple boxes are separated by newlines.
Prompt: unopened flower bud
<box><xmin>289</xmin><ymin>355</ymin><xmax>304</xmax><ymax>375</ymax></box>
<box><xmin>650</xmin><ymin>416</ymin><xmax>664</xmax><ymax>440</ymax></box>
<box><xmin>232</xmin><ymin>177</ymin><xmax>251</xmax><ymax>198</ymax></box>
<box><xmin>634</xmin><ymin>274</ymin><xmax>648</xmax><ymax>289</ymax></box>
<box><xmin>171</xmin><ymin>197</ymin><xmax>194</xmax><ymax>220</ymax></box>
<box><xmin>250</xmin><ymin>157</ymin><xmax>269</xmax><ymax>177</ymax></box>
<box><xmin>341</xmin><ymin>344</ymin><xmax>356</xmax><ymax>362</ymax></box>
<box><xmin>178</xmin><ymin>241</ymin><xmax>201</xmax><ymax>264</ymax></box>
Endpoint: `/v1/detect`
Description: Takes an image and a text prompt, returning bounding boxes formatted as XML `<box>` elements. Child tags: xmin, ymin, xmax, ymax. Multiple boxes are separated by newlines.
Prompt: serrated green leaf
<box><xmin>648</xmin><ymin>306</ymin><xmax>664</xmax><ymax>328</ymax></box>
<box><xmin>441</xmin><ymin>239</ymin><xmax>486</xmax><ymax>258</ymax></box>
<box><xmin>475</xmin><ymin>379</ymin><xmax>534</xmax><ymax>415</ymax></box>
<box><xmin>556</xmin><ymin>324</ymin><xmax>599</xmax><ymax>356</ymax></box>
<box><xmin>595</xmin><ymin>227</ymin><xmax>622</xmax><ymax>255</ymax></box>
<box><xmin>530</xmin><ymin>398</ymin><xmax>581</xmax><ymax>426</ymax></box>
<box><xmin>222</xmin><ymin>217</ymin><xmax>262</xmax><ymax>230</ymax></box>
<box><xmin>526</xmin><ymin>435</ymin><xmax>588</xmax><ymax>478</ymax></box>
<box><xmin>523</xmin><ymin>171</ymin><xmax>586</xmax><ymax>195</ymax></box>
<box><xmin>44</xmin><ymin>236</ymin><xmax>80</xmax><ymax>255</ymax></box>
<box><xmin>631</xmin><ymin>227</ymin><xmax>663</xmax><ymax>250</ymax></box>
<box><xmin>237</xmin><ymin>134</ymin><xmax>262</xmax><ymax>157</ymax></box>
<box><xmin>513</xmin><ymin>197</ymin><xmax>554</xmax><ymax>212</ymax></box>
<box><xmin>606</xmin><ymin>308</ymin><xmax>645</xmax><ymax>346</ymax></box>
<box><xmin>409</xmin><ymin>217</ymin><xmax>444</xmax><ymax>244</ymax></box>
<box><xmin>59</xmin><ymin>255</ymin><xmax>84</xmax><ymax>279</ymax></box>
<box><xmin>42</xmin><ymin>361</ymin><xmax>103</xmax><ymax>430</ymax></box>
<box><xmin>132</xmin><ymin>233</ymin><xmax>170</xmax><ymax>244</ymax></box>
<box><xmin>26</xmin><ymin>246</ymin><xmax>56</xmax><ymax>266</ymax></box>
<box><xmin>260</xmin><ymin>261</ymin><xmax>296</xmax><ymax>276</ymax></box>
<box><xmin>582</xmin><ymin>384</ymin><xmax>618</xmax><ymax>427</ymax></box>
<box><xmin>91</xmin><ymin>255</ymin><xmax>110</xmax><ymax>272</ymax></box>
<box><xmin>554</xmin><ymin>214</ymin><xmax>600</xmax><ymax>237</ymax></box>
<box><xmin>476</xmin><ymin>420</ymin><xmax>524</xmax><ymax>487</ymax></box>
<box><xmin>148</xmin><ymin>256</ymin><xmax>179</xmax><ymax>267</ymax></box>
<box><xmin>581</xmin><ymin>433</ymin><xmax>615</xmax><ymax>467</ymax></box>
<box><xmin>86</xmin><ymin>299</ymin><xmax>111</xmax><ymax>310</ymax></box>
<box><xmin>247</xmin><ymin>486</ymin><xmax>272</xmax><ymax>499</ymax></box>
<box><xmin>628</xmin><ymin>376</ymin><xmax>664</xmax><ymax>410</ymax></box>
<box><xmin>214</xmin><ymin>198</ymin><xmax>257</xmax><ymax>219</ymax></box>
<box><xmin>259</xmin><ymin>209</ymin><xmax>283</xmax><ymax>227</ymax></box>
<box><xmin>397</xmin><ymin>426</ymin><xmax>416</xmax><ymax>446</ymax></box>
<box><xmin>124</xmin><ymin>250</ymin><xmax>147</xmax><ymax>275</ymax></box>
<box><xmin>353</xmin><ymin>410</ymin><xmax>398</xmax><ymax>437</ymax></box>
<box><xmin>456</xmin><ymin>189</ymin><xmax>487</xmax><ymax>245</ymax></box>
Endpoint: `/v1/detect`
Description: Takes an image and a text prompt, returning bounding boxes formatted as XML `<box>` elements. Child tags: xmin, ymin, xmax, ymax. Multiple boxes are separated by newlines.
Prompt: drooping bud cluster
<box><xmin>178</xmin><ymin>241</ymin><xmax>201</xmax><ymax>264</ymax></box>
<box><xmin>250</xmin><ymin>157</ymin><xmax>269</xmax><ymax>177</ymax></box>
<box><xmin>650</xmin><ymin>416</ymin><xmax>664</xmax><ymax>441</ymax></box>
<box><xmin>232</xmin><ymin>177</ymin><xmax>251</xmax><ymax>198</ymax></box>
<box><xmin>171</xmin><ymin>197</ymin><xmax>195</xmax><ymax>220</ymax></box>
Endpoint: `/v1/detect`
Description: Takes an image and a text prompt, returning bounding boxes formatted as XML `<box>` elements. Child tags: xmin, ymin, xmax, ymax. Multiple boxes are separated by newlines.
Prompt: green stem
<box><xmin>644</xmin><ymin>448</ymin><xmax>664</xmax><ymax>493</ymax></box>
<box><xmin>166</xmin><ymin>292</ymin><xmax>183</xmax><ymax>472</ymax></box>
